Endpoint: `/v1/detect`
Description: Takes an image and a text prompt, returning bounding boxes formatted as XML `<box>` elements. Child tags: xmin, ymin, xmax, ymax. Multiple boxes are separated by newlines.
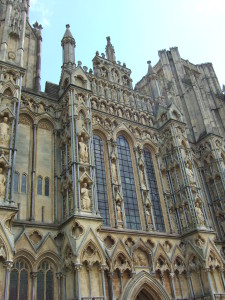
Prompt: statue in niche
<box><xmin>169</xmin><ymin>207</ymin><xmax>178</xmax><ymax>232</ymax></box>
<box><xmin>184</xmin><ymin>203</ymin><xmax>191</xmax><ymax>225</ymax></box>
<box><xmin>109</xmin><ymin>106</ymin><xmax>114</xmax><ymax>114</ymax></box>
<box><xmin>123</xmin><ymin>92</ymin><xmax>128</xmax><ymax>104</ymax></box>
<box><xmin>91</xmin><ymin>100</ymin><xmax>97</xmax><ymax>109</ymax></box>
<box><xmin>195</xmin><ymin>200</ymin><xmax>205</xmax><ymax>226</ymax></box>
<box><xmin>134</xmin><ymin>113</ymin><xmax>138</xmax><ymax>122</ymax></box>
<box><xmin>111</xmin><ymin>87</ymin><xmax>116</xmax><ymax>100</ymax></box>
<box><xmin>112</xmin><ymin>69</ymin><xmax>119</xmax><ymax>83</ymax></box>
<box><xmin>141</xmin><ymin>116</ymin><xmax>146</xmax><ymax>125</ymax></box>
<box><xmin>118</xmin><ymin>108</ymin><xmax>123</xmax><ymax>117</ymax></box>
<box><xmin>100</xmin><ymin>103</ymin><xmax>106</xmax><ymax>111</ymax></box>
<box><xmin>111</xmin><ymin>154</ymin><xmax>118</xmax><ymax>184</ymax></box>
<box><xmin>105</xmin><ymin>84</ymin><xmax>111</xmax><ymax>99</ymax></box>
<box><xmin>179</xmin><ymin>207</ymin><xmax>186</xmax><ymax>228</ymax></box>
<box><xmin>0</xmin><ymin>167</ymin><xmax>6</xmax><ymax>199</ymax></box>
<box><xmin>11</xmin><ymin>11</ymin><xmax>22</xmax><ymax>34</ymax></box>
<box><xmin>126</xmin><ymin>111</ymin><xmax>130</xmax><ymax>119</ymax></box>
<box><xmin>92</xmin><ymin>80</ymin><xmax>97</xmax><ymax>94</ymax></box>
<box><xmin>101</xmin><ymin>68</ymin><xmax>107</xmax><ymax>78</ymax></box>
<box><xmin>139</xmin><ymin>164</ymin><xmax>147</xmax><ymax>190</ymax></box>
<box><xmin>78</xmin><ymin>137</ymin><xmax>89</xmax><ymax>164</ymax></box>
<box><xmin>116</xmin><ymin>200</ymin><xmax>122</xmax><ymax>222</ymax></box>
<box><xmin>0</xmin><ymin>117</ymin><xmax>10</xmax><ymax>148</ymax></box>
<box><xmin>81</xmin><ymin>182</ymin><xmax>91</xmax><ymax>211</ymax></box>
<box><xmin>186</xmin><ymin>161</ymin><xmax>196</xmax><ymax>186</ymax></box>
<box><xmin>146</xmin><ymin>202</ymin><xmax>152</xmax><ymax>225</ymax></box>
<box><xmin>98</xmin><ymin>82</ymin><xmax>104</xmax><ymax>97</ymax></box>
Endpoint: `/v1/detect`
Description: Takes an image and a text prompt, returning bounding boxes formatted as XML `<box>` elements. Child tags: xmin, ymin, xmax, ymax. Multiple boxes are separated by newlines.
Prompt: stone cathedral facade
<box><xmin>0</xmin><ymin>1</ymin><xmax>225</xmax><ymax>300</ymax></box>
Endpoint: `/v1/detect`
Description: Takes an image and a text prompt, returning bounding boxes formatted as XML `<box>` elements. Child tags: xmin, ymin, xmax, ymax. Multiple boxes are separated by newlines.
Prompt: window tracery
<box><xmin>117</xmin><ymin>135</ymin><xmax>141</xmax><ymax>230</ymax></box>
<box><xmin>9</xmin><ymin>259</ymin><xmax>28</xmax><ymax>300</ymax></box>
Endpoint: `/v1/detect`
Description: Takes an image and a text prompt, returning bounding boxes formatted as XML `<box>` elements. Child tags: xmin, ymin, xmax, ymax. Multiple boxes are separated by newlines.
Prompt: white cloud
<box><xmin>30</xmin><ymin>0</ymin><xmax>53</xmax><ymax>27</ymax></box>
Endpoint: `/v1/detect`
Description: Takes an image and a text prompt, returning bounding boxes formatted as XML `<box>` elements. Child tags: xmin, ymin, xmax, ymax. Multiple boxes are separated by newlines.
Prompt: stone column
<box><xmin>75</xmin><ymin>265</ymin><xmax>82</xmax><ymax>300</ymax></box>
<box><xmin>198</xmin><ymin>270</ymin><xmax>205</xmax><ymax>296</ymax></box>
<box><xmin>160</xmin><ymin>273</ymin><xmax>164</xmax><ymax>287</ymax></box>
<box><xmin>100</xmin><ymin>265</ymin><xmax>106</xmax><ymax>299</ymax></box>
<box><xmin>205</xmin><ymin>268</ymin><xmax>215</xmax><ymax>300</ymax></box>
<box><xmin>108</xmin><ymin>272</ymin><xmax>114</xmax><ymax>300</ymax></box>
<box><xmin>178</xmin><ymin>274</ymin><xmax>184</xmax><ymax>299</ymax></box>
<box><xmin>186</xmin><ymin>272</ymin><xmax>194</xmax><ymax>299</ymax></box>
<box><xmin>87</xmin><ymin>265</ymin><xmax>92</xmax><ymax>298</ymax></box>
<box><xmin>31</xmin><ymin>272</ymin><xmax>37</xmax><ymax>300</ymax></box>
<box><xmin>4</xmin><ymin>260</ymin><xmax>13</xmax><ymax>300</ymax></box>
<box><xmin>169</xmin><ymin>272</ymin><xmax>177</xmax><ymax>300</ymax></box>
<box><xmin>54</xmin><ymin>130</ymin><xmax>58</xmax><ymax>223</ymax></box>
<box><xmin>56</xmin><ymin>272</ymin><xmax>62</xmax><ymax>300</ymax></box>
<box><xmin>119</xmin><ymin>272</ymin><xmax>123</xmax><ymax>294</ymax></box>
<box><xmin>219</xmin><ymin>268</ymin><xmax>225</xmax><ymax>292</ymax></box>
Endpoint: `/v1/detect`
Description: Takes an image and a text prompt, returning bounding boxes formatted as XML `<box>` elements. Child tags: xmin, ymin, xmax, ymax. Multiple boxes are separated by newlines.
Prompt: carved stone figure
<box><xmin>179</xmin><ymin>207</ymin><xmax>186</xmax><ymax>228</ymax></box>
<box><xmin>81</xmin><ymin>183</ymin><xmax>91</xmax><ymax>210</ymax></box>
<box><xmin>186</xmin><ymin>161</ymin><xmax>196</xmax><ymax>186</ymax></box>
<box><xmin>78</xmin><ymin>137</ymin><xmax>89</xmax><ymax>163</ymax></box>
<box><xmin>0</xmin><ymin>117</ymin><xmax>10</xmax><ymax>148</ymax></box>
<box><xmin>118</xmin><ymin>108</ymin><xmax>122</xmax><ymax>117</ymax></box>
<box><xmin>111</xmin><ymin>159</ymin><xmax>117</xmax><ymax>184</ymax></box>
<box><xmin>0</xmin><ymin>168</ymin><xmax>6</xmax><ymax>199</ymax></box>
<box><xmin>105</xmin><ymin>85</ymin><xmax>111</xmax><ymax>99</ymax></box>
<box><xmin>139</xmin><ymin>166</ymin><xmax>146</xmax><ymax>190</ymax></box>
<box><xmin>146</xmin><ymin>203</ymin><xmax>152</xmax><ymax>225</ymax></box>
<box><xmin>195</xmin><ymin>201</ymin><xmax>205</xmax><ymax>226</ymax></box>
<box><xmin>169</xmin><ymin>208</ymin><xmax>178</xmax><ymax>232</ymax></box>
<box><xmin>116</xmin><ymin>201</ymin><xmax>122</xmax><ymax>222</ymax></box>
<box><xmin>92</xmin><ymin>80</ymin><xmax>97</xmax><ymax>94</ymax></box>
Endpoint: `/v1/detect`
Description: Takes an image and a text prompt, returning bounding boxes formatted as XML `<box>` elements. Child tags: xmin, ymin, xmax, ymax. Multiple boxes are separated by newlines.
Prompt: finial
<box><xmin>147</xmin><ymin>60</ymin><xmax>151</xmax><ymax>65</ymax></box>
<box><xmin>66</xmin><ymin>24</ymin><xmax>70</xmax><ymax>29</ymax></box>
<box><xmin>106</xmin><ymin>36</ymin><xmax>111</xmax><ymax>43</ymax></box>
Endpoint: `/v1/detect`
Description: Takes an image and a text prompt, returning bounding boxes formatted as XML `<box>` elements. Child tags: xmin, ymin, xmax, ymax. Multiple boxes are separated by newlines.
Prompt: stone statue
<box><xmin>0</xmin><ymin>117</ymin><xmax>10</xmax><ymax>148</ymax></box>
<box><xmin>186</xmin><ymin>161</ymin><xmax>196</xmax><ymax>186</ymax></box>
<box><xmin>139</xmin><ymin>166</ymin><xmax>146</xmax><ymax>190</ymax></box>
<box><xmin>92</xmin><ymin>80</ymin><xmax>97</xmax><ymax>94</ymax></box>
<box><xmin>146</xmin><ymin>204</ymin><xmax>152</xmax><ymax>225</ymax></box>
<box><xmin>109</xmin><ymin>106</ymin><xmax>114</xmax><ymax>114</ymax></box>
<box><xmin>105</xmin><ymin>85</ymin><xmax>111</xmax><ymax>99</ymax></box>
<box><xmin>169</xmin><ymin>208</ymin><xmax>178</xmax><ymax>232</ymax></box>
<box><xmin>195</xmin><ymin>201</ymin><xmax>205</xmax><ymax>226</ymax></box>
<box><xmin>118</xmin><ymin>108</ymin><xmax>122</xmax><ymax>117</ymax></box>
<box><xmin>0</xmin><ymin>168</ymin><xmax>6</xmax><ymax>199</ymax></box>
<box><xmin>179</xmin><ymin>207</ymin><xmax>186</xmax><ymax>228</ymax></box>
<box><xmin>81</xmin><ymin>183</ymin><xmax>91</xmax><ymax>210</ymax></box>
<box><xmin>78</xmin><ymin>137</ymin><xmax>89</xmax><ymax>163</ymax></box>
<box><xmin>116</xmin><ymin>201</ymin><xmax>122</xmax><ymax>222</ymax></box>
<box><xmin>111</xmin><ymin>159</ymin><xmax>118</xmax><ymax>184</ymax></box>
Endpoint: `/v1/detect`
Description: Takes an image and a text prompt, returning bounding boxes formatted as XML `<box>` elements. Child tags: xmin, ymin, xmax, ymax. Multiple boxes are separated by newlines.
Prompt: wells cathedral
<box><xmin>0</xmin><ymin>1</ymin><xmax>225</xmax><ymax>300</ymax></box>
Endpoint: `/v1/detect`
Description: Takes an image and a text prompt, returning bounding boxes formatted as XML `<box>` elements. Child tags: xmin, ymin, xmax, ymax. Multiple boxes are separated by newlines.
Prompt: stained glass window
<box><xmin>117</xmin><ymin>136</ymin><xmax>141</xmax><ymax>230</ymax></box>
<box><xmin>37</xmin><ymin>176</ymin><xmax>42</xmax><ymax>195</ymax></box>
<box><xmin>93</xmin><ymin>135</ymin><xmax>110</xmax><ymax>226</ymax></box>
<box><xmin>45</xmin><ymin>177</ymin><xmax>49</xmax><ymax>196</ymax></box>
<box><xmin>21</xmin><ymin>174</ymin><xmax>26</xmax><ymax>193</ymax></box>
<box><xmin>14</xmin><ymin>172</ymin><xmax>19</xmax><ymax>192</ymax></box>
<box><xmin>144</xmin><ymin>149</ymin><xmax>165</xmax><ymax>231</ymax></box>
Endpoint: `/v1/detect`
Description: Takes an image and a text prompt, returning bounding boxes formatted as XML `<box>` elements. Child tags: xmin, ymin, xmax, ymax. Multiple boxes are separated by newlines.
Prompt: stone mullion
<box><xmin>74</xmin><ymin>264</ymin><xmax>82</xmax><ymax>300</ymax></box>
<box><xmin>156</xmin><ymin>154</ymin><xmax>171</xmax><ymax>232</ymax></box>
<box><xmin>134</xmin><ymin>147</ymin><xmax>155</xmax><ymax>231</ymax></box>
<box><xmin>177</xmin><ymin>273</ymin><xmax>184</xmax><ymax>300</ymax></box>
<box><xmin>189</xmin><ymin>150</ymin><xmax>211</xmax><ymax>228</ymax></box>
<box><xmin>99</xmin><ymin>265</ymin><xmax>106</xmax><ymax>300</ymax></box>
<box><xmin>70</xmin><ymin>90</ymin><xmax>77</xmax><ymax>213</ymax></box>
<box><xmin>171</xmin><ymin>124</ymin><xmax>198</xmax><ymax>227</ymax></box>
<box><xmin>107</xmin><ymin>140</ymin><xmax>117</xmax><ymax>227</ymax></box>
<box><xmin>88</xmin><ymin>95</ymin><xmax>97</xmax><ymax>214</ymax></box>
<box><xmin>29</xmin><ymin>123</ymin><xmax>37</xmax><ymax>221</ymax></box>
<box><xmin>169</xmin><ymin>272</ymin><xmax>177</xmax><ymax>300</ymax></box>
<box><xmin>186</xmin><ymin>272</ymin><xmax>194</xmax><ymax>299</ymax></box>
<box><xmin>5</xmin><ymin>99</ymin><xmax>16</xmax><ymax>202</ymax></box>
<box><xmin>74</xmin><ymin>98</ymin><xmax>81</xmax><ymax>211</ymax></box>
<box><xmin>10</xmin><ymin>74</ymin><xmax>23</xmax><ymax>203</ymax></box>
<box><xmin>165</xmin><ymin>155</ymin><xmax>181</xmax><ymax>232</ymax></box>
<box><xmin>60</xmin><ymin>148</ymin><xmax>64</xmax><ymax>220</ymax></box>
<box><xmin>56</xmin><ymin>272</ymin><xmax>62</xmax><ymax>300</ymax></box>
<box><xmin>198</xmin><ymin>270</ymin><xmax>205</xmax><ymax>297</ymax></box>
<box><xmin>219</xmin><ymin>268</ymin><xmax>225</xmax><ymax>291</ymax></box>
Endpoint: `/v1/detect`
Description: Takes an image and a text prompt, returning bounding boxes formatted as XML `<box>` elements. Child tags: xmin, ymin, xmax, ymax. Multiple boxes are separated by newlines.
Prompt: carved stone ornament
<box><xmin>0</xmin><ymin>167</ymin><xmax>6</xmax><ymax>199</ymax></box>
<box><xmin>104</xmin><ymin>235</ymin><xmax>115</xmax><ymax>249</ymax></box>
<box><xmin>133</xmin><ymin>249</ymin><xmax>148</xmax><ymax>267</ymax></box>
<box><xmin>71</xmin><ymin>222</ymin><xmax>84</xmax><ymax>239</ymax></box>
<box><xmin>29</xmin><ymin>231</ymin><xmax>42</xmax><ymax>244</ymax></box>
<box><xmin>114</xmin><ymin>254</ymin><xmax>131</xmax><ymax>273</ymax></box>
<box><xmin>0</xmin><ymin>117</ymin><xmax>10</xmax><ymax>148</ymax></box>
<box><xmin>78</xmin><ymin>136</ymin><xmax>89</xmax><ymax>164</ymax></box>
<box><xmin>81</xmin><ymin>182</ymin><xmax>91</xmax><ymax>211</ymax></box>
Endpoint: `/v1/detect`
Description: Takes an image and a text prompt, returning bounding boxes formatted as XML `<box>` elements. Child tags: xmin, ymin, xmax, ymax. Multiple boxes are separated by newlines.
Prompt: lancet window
<box><xmin>45</xmin><ymin>177</ymin><xmax>49</xmax><ymax>197</ymax></box>
<box><xmin>9</xmin><ymin>259</ymin><xmax>28</xmax><ymax>300</ymax></box>
<box><xmin>14</xmin><ymin>172</ymin><xmax>19</xmax><ymax>193</ymax></box>
<box><xmin>144</xmin><ymin>149</ymin><xmax>165</xmax><ymax>231</ymax></box>
<box><xmin>117</xmin><ymin>135</ymin><xmax>141</xmax><ymax>230</ymax></box>
<box><xmin>93</xmin><ymin>135</ymin><xmax>110</xmax><ymax>226</ymax></box>
<box><xmin>37</xmin><ymin>176</ymin><xmax>42</xmax><ymax>195</ymax></box>
<box><xmin>36</xmin><ymin>261</ymin><xmax>54</xmax><ymax>300</ymax></box>
<box><xmin>21</xmin><ymin>174</ymin><xmax>27</xmax><ymax>193</ymax></box>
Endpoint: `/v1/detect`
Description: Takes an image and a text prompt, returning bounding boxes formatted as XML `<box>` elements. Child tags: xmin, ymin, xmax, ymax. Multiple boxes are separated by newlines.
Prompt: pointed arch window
<box><xmin>37</xmin><ymin>261</ymin><xmax>53</xmax><ymax>300</ymax></box>
<box><xmin>45</xmin><ymin>177</ymin><xmax>49</xmax><ymax>197</ymax></box>
<box><xmin>117</xmin><ymin>135</ymin><xmax>141</xmax><ymax>230</ymax></box>
<box><xmin>14</xmin><ymin>172</ymin><xmax>19</xmax><ymax>193</ymax></box>
<box><xmin>144</xmin><ymin>149</ymin><xmax>165</xmax><ymax>231</ymax></box>
<box><xmin>93</xmin><ymin>135</ymin><xmax>110</xmax><ymax>226</ymax></box>
<box><xmin>37</xmin><ymin>176</ymin><xmax>42</xmax><ymax>195</ymax></box>
<box><xmin>21</xmin><ymin>174</ymin><xmax>27</xmax><ymax>193</ymax></box>
<box><xmin>9</xmin><ymin>259</ymin><xmax>28</xmax><ymax>300</ymax></box>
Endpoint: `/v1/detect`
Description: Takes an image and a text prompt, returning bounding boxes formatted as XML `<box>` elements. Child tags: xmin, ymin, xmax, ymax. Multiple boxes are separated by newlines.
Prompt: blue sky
<box><xmin>30</xmin><ymin>0</ymin><xmax>225</xmax><ymax>91</ymax></box>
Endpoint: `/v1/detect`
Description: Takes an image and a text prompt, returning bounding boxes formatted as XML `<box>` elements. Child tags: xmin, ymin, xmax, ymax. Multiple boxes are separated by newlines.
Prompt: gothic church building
<box><xmin>0</xmin><ymin>1</ymin><xmax>225</xmax><ymax>299</ymax></box>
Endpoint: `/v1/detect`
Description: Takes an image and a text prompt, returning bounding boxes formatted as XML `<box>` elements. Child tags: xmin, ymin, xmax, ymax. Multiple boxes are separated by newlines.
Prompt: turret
<box><xmin>61</xmin><ymin>24</ymin><xmax>76</xmax><ymax>67</ymax></box>
<box><xmin>105</xmin><ymin>36</ymin><xmax>116</xmax><ymax>62</ymax></box>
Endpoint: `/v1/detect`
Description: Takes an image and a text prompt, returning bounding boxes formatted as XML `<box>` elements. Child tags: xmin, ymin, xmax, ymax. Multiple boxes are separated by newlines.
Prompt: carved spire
<box><xmin>61</xmin><ymin>24</ymin><xmax>76</xmax><ymax>66</ymax></box>
<box><xmin>105</xmin><ymin>36</ymin><xmax>116</xmax><ymax>62</ymax></box>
